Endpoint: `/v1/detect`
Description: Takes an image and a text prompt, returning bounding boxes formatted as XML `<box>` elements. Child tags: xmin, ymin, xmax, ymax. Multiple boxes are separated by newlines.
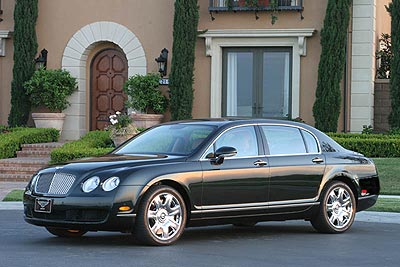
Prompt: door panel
<box><xmin>91</xmin><ymin>49</ymin><xmax>128</xmax><ymax>130</ymax></box>
<box><xmin>267</xmin><ymin>154</ymin><xmax>325</xmax><ymax>202</ymax></box>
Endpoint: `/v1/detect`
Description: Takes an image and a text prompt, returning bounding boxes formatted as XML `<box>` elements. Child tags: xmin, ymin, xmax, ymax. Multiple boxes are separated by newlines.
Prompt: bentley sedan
<box><xmin>24</xmin><ymin>119</ymin><xmax>380</xmax><ymax>245</ymax></box>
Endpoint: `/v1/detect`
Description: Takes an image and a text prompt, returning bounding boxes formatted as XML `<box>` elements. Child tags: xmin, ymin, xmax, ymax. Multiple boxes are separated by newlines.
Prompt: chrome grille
<box><xmin>35</xmin><ymin>173</ymin><xmax>76</xmax><ymax>195</ymax></box>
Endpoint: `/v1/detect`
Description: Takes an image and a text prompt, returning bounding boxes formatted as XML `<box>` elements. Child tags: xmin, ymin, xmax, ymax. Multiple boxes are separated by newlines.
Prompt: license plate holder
<box><xmin>34</xmin><ymin>198</ymin><xmax>53</xmax><ymax>213</ymax></box>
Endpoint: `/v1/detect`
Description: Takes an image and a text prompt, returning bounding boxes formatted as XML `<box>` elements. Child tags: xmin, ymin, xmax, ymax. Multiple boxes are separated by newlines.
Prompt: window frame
<box><xmin>259</xmin><ymin>124</ymin><xmax>321</xmax><ymax>157</ymax></box>
<box><xmin>222</xmin><ymin>47</ymin><xmax>293</xmax><ymax>119</ymax></box>
<box><xmin>200</xmin><ymin>124</ymin><xmax>264</xmax><ymax>160</ymax></box>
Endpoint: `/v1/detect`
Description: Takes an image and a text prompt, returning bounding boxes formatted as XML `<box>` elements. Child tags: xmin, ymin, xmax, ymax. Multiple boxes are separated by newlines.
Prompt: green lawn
<box><xmin>373</xmin><ymin>158</ymin><xmax>400</xmax><ymax>195</ymax></box>
<box><xmin>367</xmin><ymin>198</ymin><xmax>400</xmax><ymax>213</ymax></box>
<box><xmin>2</xmin><ymin>189</ymin><xmax>24</xmax><ymax>202</ymax></box>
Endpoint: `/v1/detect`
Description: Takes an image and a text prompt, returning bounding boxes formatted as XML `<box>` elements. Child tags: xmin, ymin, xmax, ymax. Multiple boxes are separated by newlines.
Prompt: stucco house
<box><xmin>0</xmin><ymin>0</ymin><xmax>392</xmax><ymax>140</ymax></box>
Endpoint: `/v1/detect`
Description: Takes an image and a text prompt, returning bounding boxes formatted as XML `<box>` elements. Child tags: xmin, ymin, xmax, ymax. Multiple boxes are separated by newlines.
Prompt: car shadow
<box><xmin>23</xmin><ymin>221</ymin><xmax>323</xmax><ymax>247</ymax></box>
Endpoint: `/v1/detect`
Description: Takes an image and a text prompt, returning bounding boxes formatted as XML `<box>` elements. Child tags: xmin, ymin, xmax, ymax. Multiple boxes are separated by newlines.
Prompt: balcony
<box><xmin>209</xmin><ymin>0</ymin><xmax>303</xmax><ymax>12</ymax></box>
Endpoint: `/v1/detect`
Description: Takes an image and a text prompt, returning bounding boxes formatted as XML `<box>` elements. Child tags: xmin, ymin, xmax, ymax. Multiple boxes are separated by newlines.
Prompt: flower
<box><xmin>106</xmin><ymin>111</ymin><xmax>138</xmax><ymax>139</ymax></box>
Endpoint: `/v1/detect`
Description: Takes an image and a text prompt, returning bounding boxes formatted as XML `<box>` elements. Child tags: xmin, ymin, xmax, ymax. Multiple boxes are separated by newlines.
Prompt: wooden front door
<box><xmin>91</xmin><ymin>49</ymin><xmax>128</xmax><ymax>130</ymax></box>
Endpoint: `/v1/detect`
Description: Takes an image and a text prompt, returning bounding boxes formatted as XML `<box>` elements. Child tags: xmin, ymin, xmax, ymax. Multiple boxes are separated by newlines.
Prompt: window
<box><xmin>223</xmin><ymin>48</ymin><xmax>292</xmax><ymax>119</ymax></box>
<box><xmin>301</xmin><ymin>130</ymin><xmax>319</xmax><ymax>154</ymax></box>
<box><xmin>206</xmin><ymin>126</ymin><xmax>259</xmax><ymax>158</ymax></box>
<box><xmin>261</xmin><ymin>126</ymin><xmax>306</xmax><ymax>155</ymax></box>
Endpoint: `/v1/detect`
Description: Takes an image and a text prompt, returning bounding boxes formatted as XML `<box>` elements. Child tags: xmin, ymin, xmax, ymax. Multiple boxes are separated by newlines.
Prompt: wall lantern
<box><xmin>155</xmin><ymin>48</ymin><xmax>168</xmax><ymax>77</ymax></box>
<box><xmin>35</xmin><ymin>48</ymin><xmax>48</xmax><ymax>69</ymax></box>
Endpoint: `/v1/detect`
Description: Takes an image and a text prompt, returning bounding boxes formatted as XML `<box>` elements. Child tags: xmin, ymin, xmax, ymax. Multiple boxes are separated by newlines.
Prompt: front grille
<box><xmin>35</xmin><ymin>173</ymin><xmax>76</xmax><ymax>196</ymax></box>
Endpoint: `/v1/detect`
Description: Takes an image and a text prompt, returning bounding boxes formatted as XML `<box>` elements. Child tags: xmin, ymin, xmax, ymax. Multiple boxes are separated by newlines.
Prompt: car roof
<box><xmin>162</xmin><ymin>118</ymin><xmax>308</xmax><ymax>128</ymax></box>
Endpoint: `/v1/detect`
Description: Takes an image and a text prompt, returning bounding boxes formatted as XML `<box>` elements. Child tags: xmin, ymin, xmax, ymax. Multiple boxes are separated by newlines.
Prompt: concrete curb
<box><xmin>0</xmin><ymin>202</ymin><xmax>399</xmax><ymax>224</ymax></box>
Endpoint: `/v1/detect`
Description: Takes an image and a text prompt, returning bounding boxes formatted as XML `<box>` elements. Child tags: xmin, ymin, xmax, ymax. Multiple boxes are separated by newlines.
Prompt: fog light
<box><xmin>361</xmin><ymin>189</ymin><xmax>368</xmax><ymax>196</ymax></box>
<box><xmin>119</xmin><ymin>206</ymin><xmax>131</xmax><ymax>212</ymax></box>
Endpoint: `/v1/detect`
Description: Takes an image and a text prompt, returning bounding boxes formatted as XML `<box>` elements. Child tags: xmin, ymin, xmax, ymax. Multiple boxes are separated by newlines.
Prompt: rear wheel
<box><xmin>45</xmin><ymin>227</ymin><xmax>87</xmax><ymax>238</ymax></box>
<box><xmin>134</xmin><ymin>185</ymin><xmax>187</xmax><ymax>246</ymax></box>
<box><xmin>311</xmin><ymin>181</ymin><xmax>356</xmax><ymax>233</ymax></box>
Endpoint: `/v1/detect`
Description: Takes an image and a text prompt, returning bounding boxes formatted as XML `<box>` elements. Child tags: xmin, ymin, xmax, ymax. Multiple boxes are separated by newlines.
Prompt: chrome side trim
<box><xmin>116</xmin><ymin>214</ymin><xmax>137</xmax><ymax>217</ymax></box>
<box><xmin>191</xmin><ymin>201</ymin><xmax>319</xmax><ymax>214</ymax></box>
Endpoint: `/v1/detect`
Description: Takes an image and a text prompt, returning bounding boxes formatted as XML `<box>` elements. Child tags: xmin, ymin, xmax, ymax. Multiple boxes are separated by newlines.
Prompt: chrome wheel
<box><xmin>147</xmin><ymin>192</ymin><xmax>183</xmax><ymax>241</ymax></box>
<box><xmin>326</xmin><ymin>187</ymin><xmax>353</xmax><ymax>229</ymax></box>
<box><xmin>135</xmin><ymin>185</ymin><xmax>187</xmax><ymax>245</ymax></box>
<box><xmin>310</xmin><ymin>181</ymin><xmax>356</xmax><ymax>233</ymax></box>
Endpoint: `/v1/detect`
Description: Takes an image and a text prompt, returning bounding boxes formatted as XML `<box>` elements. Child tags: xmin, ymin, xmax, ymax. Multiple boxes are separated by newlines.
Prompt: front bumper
<box><xmin>23</xmin><ymin>185</ymin><xmax>143</xmax><ymax>232</ymax></box>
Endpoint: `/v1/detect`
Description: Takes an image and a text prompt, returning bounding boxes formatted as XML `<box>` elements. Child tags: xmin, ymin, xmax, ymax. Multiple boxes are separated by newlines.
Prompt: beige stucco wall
<box><xmin>1</xmin><ymin>0</ymin><xmax>348</xmax><ymax>134</ymax></box>
<box><xmin>0</xmin><ymin>0</ymin><xmax>15</xmax><ymax>125</ymax></box>
<box><xmin>196</xmin><ymin>0</ymin><xmax>329</xmax><ymax>127</ymax></box>
<box><xmin>375</xmin><ymin>0</ymin><xmax>391</xmax><ymax>43</ymax></box>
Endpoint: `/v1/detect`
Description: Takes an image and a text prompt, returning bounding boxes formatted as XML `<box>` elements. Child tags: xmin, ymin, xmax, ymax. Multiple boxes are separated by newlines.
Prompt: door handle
<box><xmin>312</xmin><ymin>157</ymin><xmax>324</xmax><ymax>164</ymax></box>
<box><xmin>254</xmin><ymin>160</ymin><xmax>268</xmax><ymax>166</ymax></box>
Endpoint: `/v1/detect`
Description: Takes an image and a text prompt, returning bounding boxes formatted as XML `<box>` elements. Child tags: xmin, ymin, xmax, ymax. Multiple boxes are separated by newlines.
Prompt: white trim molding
<box><xmin>350</xmin><ymin>0</ymin><xmax>376</xmax><ymax>132</ymax></box>
<box><xmin>199</xmin><ymin>29</ymin><xmax>315</xmax><ymax>118</ymax></box>
<box><xmin>61</xmin><ymin>21</ymin><xmax>146</xmax><ymax>140</ymax></box>
<box><xmin>0</xmin><ymin>30</ymin><xmax>12</xmax><ymax>56</ymax></box>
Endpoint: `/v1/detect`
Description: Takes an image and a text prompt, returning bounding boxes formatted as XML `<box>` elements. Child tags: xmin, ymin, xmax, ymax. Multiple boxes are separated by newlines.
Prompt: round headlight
<box><xmin>102</xmin><ymin>176</ymin><xmax>120</xmax><ymax>192</ymax></box>
<box><xmin>82</xmin><ymin>176</ymin><xmax>100</xmax><ymax>193</ymax></box>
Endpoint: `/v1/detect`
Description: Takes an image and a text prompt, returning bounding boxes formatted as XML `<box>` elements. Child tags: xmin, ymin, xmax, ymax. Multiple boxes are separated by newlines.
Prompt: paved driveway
<box><xmin>1</xmin><ymin>210</ymin><xmax>399</xmax><ymax>267</ymax></box>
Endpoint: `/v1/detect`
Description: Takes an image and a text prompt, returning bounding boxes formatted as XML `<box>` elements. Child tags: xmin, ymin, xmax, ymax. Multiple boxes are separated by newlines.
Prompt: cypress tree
<box><xmin>169</xmin><ymin>0</ymin><xmax>199</xmax><ymax>121</ymax></box>
<box><xmin>8</xmin><ymin>0</ymin><xmax>38</xmax><ymax>126</ymax></box>
<box><xmin>312</xmin><ymin>0</ymin><xmax>351</xmax><ymax>132</ymax></box>
<box><xmin>388</xmin><ymin>0</ymin><xmax>400</xmax><ymax>129</ymax></box>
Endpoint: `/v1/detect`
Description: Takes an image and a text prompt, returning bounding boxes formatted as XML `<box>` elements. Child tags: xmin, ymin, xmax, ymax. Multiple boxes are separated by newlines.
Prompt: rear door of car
<box><xmin>259</xmin><ymin>125</ymin><xmax>326</xmax><ymax>203</ymax></box>
<box><xmin>199</xmin><ymin>125</ymin><xmax>270</xmax><ymax>215</ymax></box>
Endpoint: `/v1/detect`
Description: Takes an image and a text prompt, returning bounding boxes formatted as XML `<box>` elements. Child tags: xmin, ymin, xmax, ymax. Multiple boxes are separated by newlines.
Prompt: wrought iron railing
<box><xmin>209</xmin><ymin>0</ymin><xmax>303</xmax><ymax>11</ymax></box>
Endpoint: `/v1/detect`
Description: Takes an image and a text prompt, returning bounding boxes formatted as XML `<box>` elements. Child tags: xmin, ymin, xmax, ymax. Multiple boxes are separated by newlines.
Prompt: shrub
<box><xmin>8</xmin><ymin>0</ymin><xmax>38</xmax><ymax>126</ymax></box>
<box><xmin>123</xmin><ymin>73</ymin><xmax>168</xmax><ymax>114</ymax></box>
<box><xmin>25</xmin><ymin>68</ymin><xmax>78</xmax><ymax>112</ymax></box>
<box><xmin>50</xmin><ymin>131</ymin><xmax>114</xmax><ymax>164</ymax></box>
<box><xmin>0</xmin><ymin>128</ymin><xmax>59</xmax><ymax>159</ymax></box>
<box><xmin>328</xmin><ymin>133</ymin><xmax>400</xmax><ymax>157</ymax></box>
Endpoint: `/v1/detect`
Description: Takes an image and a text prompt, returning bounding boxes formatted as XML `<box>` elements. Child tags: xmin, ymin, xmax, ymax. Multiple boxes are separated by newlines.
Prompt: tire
<box><xmin>46</xmin><ymin>227</ymin><xmax>87</xmax><ymax>238</ymax></box>
<box><xmin>311</xmin><ymin>181</ymin><xmax>356</xmax><ymax>233</ymax></box>
<box><xmin>134</xmin><ymin>185</ymin><xmax>187</xmax><ymax>246</ymax></box>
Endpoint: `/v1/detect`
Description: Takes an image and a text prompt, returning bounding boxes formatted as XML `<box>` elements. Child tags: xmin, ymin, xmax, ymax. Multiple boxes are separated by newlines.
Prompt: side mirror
<box><xmin>211</xmin><ymin>146</ymin><xmax>237</xmax><ymax>165</ymax></box>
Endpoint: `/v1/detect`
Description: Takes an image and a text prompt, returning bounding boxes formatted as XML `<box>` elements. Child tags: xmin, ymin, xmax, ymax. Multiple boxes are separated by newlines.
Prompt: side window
<box><xmin>301</xmin><ymin>130</ymin><xmax>319</xmax><ymax>154</ymax></box>
<box><xmin>214</xmin><ymin>126</ymin><xmax>259</xmax><ymax>157</ymax></box>
<box><xmin>261</xmin><ymin>126</ymin><xmax>306</xmax><ymax>155</ymax></box>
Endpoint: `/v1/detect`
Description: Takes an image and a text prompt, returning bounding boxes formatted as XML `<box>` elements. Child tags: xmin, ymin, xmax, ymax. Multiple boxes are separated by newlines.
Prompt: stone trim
<box><xmin>61</xmin><ymin>21</ymin><xmax>146</xmax><ymax>140</ymax></box>
<box><xmin>0</xmin><ymin>30</ymin><xmax>12</xmax><ymax>56</ymax></box>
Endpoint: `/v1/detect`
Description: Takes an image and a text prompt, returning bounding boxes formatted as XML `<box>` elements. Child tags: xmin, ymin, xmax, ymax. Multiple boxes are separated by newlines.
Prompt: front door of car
<box><xmin>260</xmin><ymin>125</ymin><xmax>326</xmax><ymax>202</ymax></box>
<box><xmin>200</xmin><ymin>126</ymin><xmax>269</xmax><ymax>209</ymax></box>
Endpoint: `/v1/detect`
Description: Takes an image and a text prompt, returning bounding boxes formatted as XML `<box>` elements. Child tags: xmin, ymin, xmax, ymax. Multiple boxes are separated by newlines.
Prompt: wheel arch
<box><xmin>135</xmin><ymin>179</ymin><xmax>193</xmax><ymax>222</ymax></box>
<box><xmin>323</xmin><ymin>175</ymin><xmax>359</xmax><ymax>206</ymax></box>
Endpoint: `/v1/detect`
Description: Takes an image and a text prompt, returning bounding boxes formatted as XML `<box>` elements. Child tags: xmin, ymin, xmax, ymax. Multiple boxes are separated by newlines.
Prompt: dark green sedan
<box><xmin>24</xmin><ymin>119</ymin><xmax>380</xmax><ymax>245</ymax></box>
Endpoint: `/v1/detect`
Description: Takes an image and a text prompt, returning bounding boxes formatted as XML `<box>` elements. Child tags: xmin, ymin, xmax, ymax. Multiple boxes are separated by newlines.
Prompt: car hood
<box><xmin>42</xmin><ymin>154</ymin><xmax>187</xmax><ymax>177</ymax></box>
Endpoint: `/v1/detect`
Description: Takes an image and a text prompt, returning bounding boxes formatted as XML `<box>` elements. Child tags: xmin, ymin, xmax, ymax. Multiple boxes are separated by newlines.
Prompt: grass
<box><xmin>367</xmin><ymin>198</ymin><xmax>400</xmax><ymax>213</ymax></box>
<box><xmin>373</xmin><ymin>158</ymin><xmax>400</xmax><ymax>195</ymax></box>
<box><xmin>2</xmin><ymin>189</ymin><xmax>24</xmax><ymax>202</ymax></box>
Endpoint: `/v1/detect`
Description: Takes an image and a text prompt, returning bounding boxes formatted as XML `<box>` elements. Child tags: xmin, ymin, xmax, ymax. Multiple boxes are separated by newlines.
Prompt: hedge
<box><xmin>0</xmin><ymin>128</ymin><xmax>59</xmax><ymax>159</ymax></box>
<box><xmin>328</xmin><ymin>133</ymin><xmax>400</xmax><ymax>158</ymax></box>
<box><xmin>50</xmin><ymin>131</ymin><xmax>114</xmax><ymax>164</ymax></box>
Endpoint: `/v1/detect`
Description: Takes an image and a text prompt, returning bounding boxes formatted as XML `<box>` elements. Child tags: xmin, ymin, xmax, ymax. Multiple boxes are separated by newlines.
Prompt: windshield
<box><xmin>114</xmin><ymin>124</ymin><xmax>217</xmax><ymax>156</ymax></box>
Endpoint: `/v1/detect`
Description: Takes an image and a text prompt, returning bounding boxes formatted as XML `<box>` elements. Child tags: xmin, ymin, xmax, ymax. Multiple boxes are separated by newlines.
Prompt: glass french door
<box><xmin>222</xmin><ymin>48</ymin><xmax>292</xmax><ymax>118</ymax></box>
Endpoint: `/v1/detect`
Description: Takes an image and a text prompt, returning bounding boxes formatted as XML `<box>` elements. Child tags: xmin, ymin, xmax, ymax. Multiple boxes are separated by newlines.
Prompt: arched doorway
<box><xmin>90</xmin><ymin>49</ymin><xmax>128</xmax><ymax>130</ymax></box>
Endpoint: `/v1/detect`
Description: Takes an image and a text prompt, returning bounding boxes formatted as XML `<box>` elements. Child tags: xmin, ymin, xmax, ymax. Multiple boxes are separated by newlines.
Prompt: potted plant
<box><xmin>25</xmin><ymin>68</ymin><xmax>77</xmax><ymax>132</ymax></box>
<box><xmin>106</xmin><ymin>111</ymin><xmax>139</xmax><ymax>146</ymax></box>
<box><xmin>123</xmin><ymin>73</ymin><xmax>168</xmax><ymax>128</ymax></box>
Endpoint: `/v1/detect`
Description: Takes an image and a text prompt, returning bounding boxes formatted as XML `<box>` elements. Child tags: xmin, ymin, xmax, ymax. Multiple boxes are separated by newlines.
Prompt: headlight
<box><xmin>82</xmin><ymin>176</ymin><xmax>100</xmax><ymax>193</ymax></box>
<box><xmin>102</xmin><ymin>176</ymin><xmax>120</xmax><ymax>192</ymax></box>
<box><xmin>30</xmin><ymin>174</ymin><xmax>39</xmax><ymax>192</ymax></box>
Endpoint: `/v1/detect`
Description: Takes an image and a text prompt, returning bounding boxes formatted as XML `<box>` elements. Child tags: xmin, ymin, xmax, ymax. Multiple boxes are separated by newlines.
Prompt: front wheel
<box><xmin>134</xmin><ymin>185</ymin><xmax>187</xmax><ymax>246</ymax></box>
<box><xmin>311</xmin><ymin>181</ymin><xmax>356</xmax><ymax>233</ymax></box>
<box><xmin>46</xmin><ymin>227</ymin><xmax>87</xmax><ymax>238</ymax></box>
